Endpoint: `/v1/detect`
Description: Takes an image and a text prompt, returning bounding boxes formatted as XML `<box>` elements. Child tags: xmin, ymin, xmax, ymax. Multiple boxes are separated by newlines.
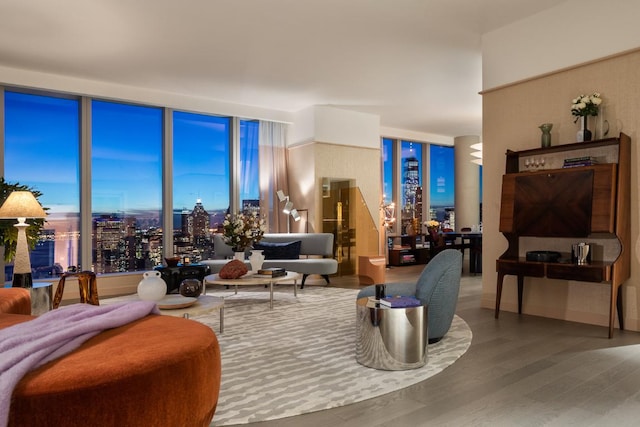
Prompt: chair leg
<box><xmin>322</xmin><ymin>274</ymin><xmax>331</xmax><ymax>284</ymax></box>
<box><xmin>301</xmin><ymin>274</ymin><xmax>309</xmax><ymax>288</ymax></box>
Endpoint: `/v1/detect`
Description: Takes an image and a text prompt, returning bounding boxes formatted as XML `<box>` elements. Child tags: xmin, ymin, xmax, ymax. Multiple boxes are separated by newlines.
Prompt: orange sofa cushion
<box><xmin>1</xmin><ymin>312</ymin><xmax>221</xmax><ymax>426</ymax></box>
<box><xmin>0</xmin><ymin>288</ymin><xmax>31</xmax><ymax>315</ymax></box>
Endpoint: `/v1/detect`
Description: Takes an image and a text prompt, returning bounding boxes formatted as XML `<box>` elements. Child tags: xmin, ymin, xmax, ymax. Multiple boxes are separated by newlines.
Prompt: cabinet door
<box><xmin>499</xmin><ymin>164</ymin><xmax>616</xmax><ymax>236</ymax></box>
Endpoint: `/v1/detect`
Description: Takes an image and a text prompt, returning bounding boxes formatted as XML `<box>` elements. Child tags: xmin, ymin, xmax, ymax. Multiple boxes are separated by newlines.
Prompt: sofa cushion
<box><xmin>254</xmin><ymin>240</ymin><xmax>302</xmax><ymax>260</ymax></box>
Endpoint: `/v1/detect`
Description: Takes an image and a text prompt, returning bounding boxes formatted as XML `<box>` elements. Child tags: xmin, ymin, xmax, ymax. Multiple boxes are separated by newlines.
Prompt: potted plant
<box><xmin>0</xmin><ymin>178</ymin><xmax>47</xmax><ymax>283</ymax></box>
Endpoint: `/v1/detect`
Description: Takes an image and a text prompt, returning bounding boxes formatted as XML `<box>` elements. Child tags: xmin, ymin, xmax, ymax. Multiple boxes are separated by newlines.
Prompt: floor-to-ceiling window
<box><xmin>172</xmin><ymin>111</ymin><xmax>231</xmax><ymax>262</ymax></box>
<box><xmin>3</xmin><ymin>91</ymin><xmax>80</xmax><ymax>279</ymax></box>
<box><xmin>239</xmin><ymin>119</ymin><xmax>259</xmax><ymax>211</ymax></box>
<box><xmin>2</xmin><ymin>86</ymin><xmax>274</xmax><ymax>278</ymax></box>
<box><xmin>401</xmin><ymin>141</ymin><xmax>422</xmax><ymax>234</ymax></box>
<box><xmin>91</xmin><ymin>100</ymin><xmax>163</xmax><ymax>273</ymax></box>
<box><xmin>429</xmin><ymin>144</ymin><xmax>455</xmax><ymax>228</ymax></box>
<box><xmin>381</xmin><ymin>138</ymin><xmax>455</xmax><ymax>234</ymax></box>
<box><xmin>382</xmin><ymin>137</ymin><xmax>394</xmax><ymax>205</ymax></box>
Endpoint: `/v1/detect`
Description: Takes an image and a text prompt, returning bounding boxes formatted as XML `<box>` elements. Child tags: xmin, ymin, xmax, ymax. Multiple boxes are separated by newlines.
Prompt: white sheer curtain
<box><xmin>259</xmin><ymin>121</ymin><xmax>288</xmax><ymax>233</ymax></box>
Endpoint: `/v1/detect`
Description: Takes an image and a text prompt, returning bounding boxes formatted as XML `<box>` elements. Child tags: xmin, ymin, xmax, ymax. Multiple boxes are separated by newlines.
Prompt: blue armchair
<box><xmin>357</xmin><ymin>249</ymin><xmax>462</xmax><ymax>343</ymax></box>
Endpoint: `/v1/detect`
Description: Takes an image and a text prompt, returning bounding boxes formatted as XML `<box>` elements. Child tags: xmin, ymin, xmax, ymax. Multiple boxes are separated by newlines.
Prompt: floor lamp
<box><xmin>277</xmin><ymin>190</ymin><xmax>295</xmax><ymax>233</ymax></box>
<box><xmin>291</xmin><ymin>208</ymin><xmax>308</xmax><ymax>233</ymax></box>
<box><xmin>0</xmin><ymin>191</ymin><xmax>47</xmax><ymax>287</ymax></box>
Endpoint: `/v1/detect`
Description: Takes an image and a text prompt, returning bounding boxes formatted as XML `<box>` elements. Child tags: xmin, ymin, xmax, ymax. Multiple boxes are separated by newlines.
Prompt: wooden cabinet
<box><xmin>388</xmin><ymin>235</ymin><xmax>430</xmax><ymax>266</ymax></box>
<box><xmin>495</xmin><ymin>134</ymin><xmax>630</xmax><ymax>338</ymax></box>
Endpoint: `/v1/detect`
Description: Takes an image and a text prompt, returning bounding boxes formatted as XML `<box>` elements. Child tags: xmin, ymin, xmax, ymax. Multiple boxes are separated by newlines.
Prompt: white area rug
<box><xmin>189</xmin><ymin>285</ymin><xmax>472</xmax><ymax>426</ymax></box>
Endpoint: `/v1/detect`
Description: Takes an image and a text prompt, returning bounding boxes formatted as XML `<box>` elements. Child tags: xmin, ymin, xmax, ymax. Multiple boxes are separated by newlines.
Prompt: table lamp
<box><xmin>0</xmin><ymin>191</ymin><xmax>47</xmax><ymax>288</ymax></box>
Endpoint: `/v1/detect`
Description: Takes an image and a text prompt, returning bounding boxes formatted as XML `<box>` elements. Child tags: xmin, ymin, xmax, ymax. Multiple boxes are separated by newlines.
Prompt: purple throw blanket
<box><xmin>0</xmin><ymin>301</ymin><xmax>159</xmax><ymax>427</ymax></box>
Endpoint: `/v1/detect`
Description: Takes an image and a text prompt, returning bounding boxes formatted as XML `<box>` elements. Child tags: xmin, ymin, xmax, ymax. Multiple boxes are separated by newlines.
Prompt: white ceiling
<box><xmin>0</xmin><ymin>0</ymin><xmax>567</xmax><ymax>138</ymax></box>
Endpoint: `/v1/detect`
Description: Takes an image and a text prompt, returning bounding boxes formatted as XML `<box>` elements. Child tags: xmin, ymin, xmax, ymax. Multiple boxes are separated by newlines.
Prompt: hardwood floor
<box><xmin>248</xmin><ymin>265</ymin><xmax>640</xmax><ymax>427</ymax></box>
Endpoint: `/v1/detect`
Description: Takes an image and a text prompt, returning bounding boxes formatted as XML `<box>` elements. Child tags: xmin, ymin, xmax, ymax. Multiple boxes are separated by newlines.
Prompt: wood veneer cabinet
<box><xmin>495</xmin><ymin>133</ymin><xmax>631</xmax><ymax>338</ymax></box>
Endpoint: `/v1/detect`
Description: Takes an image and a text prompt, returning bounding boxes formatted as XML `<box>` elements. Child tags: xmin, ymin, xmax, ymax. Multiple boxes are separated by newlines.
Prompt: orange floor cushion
<box><xmin>1</xmin><ymin>312</ymin><xmax>221</xmax><ymax>426</ymax></box>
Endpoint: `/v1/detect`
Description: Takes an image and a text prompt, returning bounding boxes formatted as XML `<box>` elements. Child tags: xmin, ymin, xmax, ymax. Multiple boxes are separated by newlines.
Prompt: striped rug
<box><xmin>191</xmin><ymin>285</ymin><xmax>472</xmax><ymax>426</ymax></box>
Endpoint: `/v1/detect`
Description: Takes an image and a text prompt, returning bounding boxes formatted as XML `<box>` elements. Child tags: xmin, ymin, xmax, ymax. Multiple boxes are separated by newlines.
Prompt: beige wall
<box><xmin>482</xmin><ymin>49</ymin><xmax>640</xmax><ymax>331</ymax></box>
<box><xmin>287</xmin><ymin>141</ymin><xmax>382</xmax><ymax>255</ymax></box>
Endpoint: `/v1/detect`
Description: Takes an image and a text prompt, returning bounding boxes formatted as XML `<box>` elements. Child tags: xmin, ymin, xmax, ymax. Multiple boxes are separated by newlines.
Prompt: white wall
<box><xmin>482</xmin><ymin>0</ymin><xmax>640</xmax><ymax>90</ymax></box>
<box><xmin>288</xmin><ymin>106</ymin><xmax>380</xmax><ymax>148</ymax></box>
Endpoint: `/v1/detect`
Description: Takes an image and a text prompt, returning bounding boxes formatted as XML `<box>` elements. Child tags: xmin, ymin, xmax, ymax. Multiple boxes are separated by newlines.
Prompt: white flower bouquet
<box><xmin>571</xmin><ymin>92</ymin><xmax>602</xmax><ymax>122</ymax></box>
<box><xmin>222</xmin><ymin>212</ymin><xmax>267</xmax><ymax>252</ymax></box>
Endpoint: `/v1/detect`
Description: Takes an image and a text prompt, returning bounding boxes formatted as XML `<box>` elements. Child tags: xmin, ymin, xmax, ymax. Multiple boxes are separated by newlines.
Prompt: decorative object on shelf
<box><xmin>179</xmin><ymin>278</ymin><xmax>203</xmax><ymax>298</ymax></box>
<box><xmin>137</xmin><ymin>270</ymin><xmax>167</xmax><ymax>302</ymax></box>
<box><xmin>164</xmin><ymin>256</ymin><xmax>180</xmax><ymax>267</ymax></box>
<box><xmin>222</xmin><ymin>211</ymin><xmax>266</xmax><ymax>252</ymax></box>
<box><xmin>249</xmin><ymin>249</ymin><xmax>265</xmax><ymax>272</ymax></box>
<box><xmin>0</xmin><ymin>190</ymin><xmax>48</xmax><ymax>288</ymax></box>
<box><xmin>539</xmin><ymin>123</ymin><xmax>553</xmax><ymax>147</ymax></box>
<box><xmin>571</xmin><ymin>92</ymin><xmax>601</xmax><ymax>142</ymax></box>
<box><xmin>424</xmin><ymin>219</ymin><xmax>440</xmax><ymax>237</ymax></box>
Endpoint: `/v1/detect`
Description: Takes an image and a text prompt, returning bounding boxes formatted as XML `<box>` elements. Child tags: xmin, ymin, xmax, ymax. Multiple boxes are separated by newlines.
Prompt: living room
<box><xmin>2</xmin><ymin>1</ymin><xmax>640</xmax><ymax>425</ymax></box>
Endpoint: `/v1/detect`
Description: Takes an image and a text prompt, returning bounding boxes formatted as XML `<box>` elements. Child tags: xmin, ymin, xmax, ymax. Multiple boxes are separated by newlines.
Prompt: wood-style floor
<box><xmin>248</xmin><ymin>264</ymin><xmax>640</xmax><ymax>427</ymax></box>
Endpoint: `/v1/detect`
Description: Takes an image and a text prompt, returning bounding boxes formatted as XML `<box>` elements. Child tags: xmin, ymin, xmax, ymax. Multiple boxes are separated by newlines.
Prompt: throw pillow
<box><xmin>253</xmin><ymin>241</ymin><xmax>302</xmax><ymax>260</ymax></box>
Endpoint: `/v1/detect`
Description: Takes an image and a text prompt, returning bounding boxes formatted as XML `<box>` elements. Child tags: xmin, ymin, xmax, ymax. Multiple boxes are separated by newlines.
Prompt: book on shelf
<box><xmin>256</xmin><ymin>267</ymin><xmax>286</xmax><ymax>277</ymax></box>
<box><xmin>379</xmin><ymin>295</ymin><xmax>422</xmax><ymax>308</ymax></box>
<box><xmin>562</xmin><ymin>156</ymin><xmax>599</xmax><ymax>168</ymax></box>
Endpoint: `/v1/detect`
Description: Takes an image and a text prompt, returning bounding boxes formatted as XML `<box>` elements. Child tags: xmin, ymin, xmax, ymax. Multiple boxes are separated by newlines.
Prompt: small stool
<box><xmin>53</xmin><ymin>271</ymin><xmax>99</xmax><ymax>309</ymax></box>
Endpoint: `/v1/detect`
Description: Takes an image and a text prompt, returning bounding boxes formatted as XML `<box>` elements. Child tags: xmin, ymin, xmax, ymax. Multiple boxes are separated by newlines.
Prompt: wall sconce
<box><xmin>0</xmin><ymin>191</ymin><xmax>47</xmax><ymax>288</ymax></box>
<box><xmin>322</xmin><ymin>177</ymin><xmax>331</xmax><ymax>198</ymax></box>
<box><xmin>470</xmin><ymin>142</ymin><xmax>483</xmax><ymax>166</ymax></box>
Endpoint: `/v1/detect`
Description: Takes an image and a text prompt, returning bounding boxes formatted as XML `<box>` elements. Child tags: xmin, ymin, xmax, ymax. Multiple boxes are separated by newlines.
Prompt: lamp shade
<box><xmin>0</xmin><ymin>191</ymin><xmax>47</xmax><ymax>219</ymax></box>
<box><xmin>282</xmin><ymin>200</ymin><xmax>293</xmax><ymax>214</ymax></box>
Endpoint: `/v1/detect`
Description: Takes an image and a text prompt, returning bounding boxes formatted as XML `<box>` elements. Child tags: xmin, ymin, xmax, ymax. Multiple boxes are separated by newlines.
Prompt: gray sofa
<box><xmin>201</xmin><ymin>233</ymin><xmax>338</xmax><ymax>288</ymax></box>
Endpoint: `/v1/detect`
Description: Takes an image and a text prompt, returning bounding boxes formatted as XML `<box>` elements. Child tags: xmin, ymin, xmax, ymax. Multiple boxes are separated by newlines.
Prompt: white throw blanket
<box><xmin>0</xmin><ymin>301</ymin><xmax>159</xmax><ymax>427</ymax></box>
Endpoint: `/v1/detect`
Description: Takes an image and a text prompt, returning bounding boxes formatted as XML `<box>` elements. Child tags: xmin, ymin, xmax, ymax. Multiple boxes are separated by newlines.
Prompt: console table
<box><xmin>495</xmin><ymin>134</ymin><xmax>630</xmax><ymax>338</ymax></box>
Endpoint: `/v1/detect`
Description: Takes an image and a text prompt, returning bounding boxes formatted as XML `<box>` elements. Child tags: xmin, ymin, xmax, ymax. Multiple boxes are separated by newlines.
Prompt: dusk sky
<box><xmin>4</xmin><ymin>91</ymin><xmax>259</xmax><ymax>216</ymax></box>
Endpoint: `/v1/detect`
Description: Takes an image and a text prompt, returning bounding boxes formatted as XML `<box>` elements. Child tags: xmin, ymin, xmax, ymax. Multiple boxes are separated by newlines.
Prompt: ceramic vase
<box><xmin>249</xmin><ymin>250</ymin><xmax>265</xmax><ymax>272</ymax></box>
<box><xmin>179</xmin><ymin>278</ymin><xmax>203</xmax><ymax>297</ymax></box>
<box><xmin>137</xmin><ymin>270</ymin><xmax>167</xmax><ymax>302</ymax></box>
<box><xmin>539</xmin><ymin>123</ymin><xmax>552</xmax><ymax>147</ymax></box>
<box><xmin>234</xmin><ymin>251</ymin><xmax>245</xmax><ymax>262</ymax></box>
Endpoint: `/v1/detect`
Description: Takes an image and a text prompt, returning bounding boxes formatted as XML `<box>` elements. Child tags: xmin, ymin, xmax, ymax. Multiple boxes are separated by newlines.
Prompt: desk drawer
<box><xmin>496</xmin><ymin>260</ymin><xmax>544</xmax><ymax>277</ymax></box>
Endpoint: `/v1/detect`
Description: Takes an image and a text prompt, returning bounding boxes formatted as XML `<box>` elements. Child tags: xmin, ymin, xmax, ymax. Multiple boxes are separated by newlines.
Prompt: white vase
<box><xmin>249</xmin><ymin>250</ymin><xmax>265</xmax><ymax>272</ymax></box>
<box><xmin>137</xmin><ymin>270</ymin><xmax>167</xmax><ymax>302</ymax></box>
<box><xmin>234</xmin><ymin>252</ymin><xmax>245</xmax><ymax>262</ymax></box>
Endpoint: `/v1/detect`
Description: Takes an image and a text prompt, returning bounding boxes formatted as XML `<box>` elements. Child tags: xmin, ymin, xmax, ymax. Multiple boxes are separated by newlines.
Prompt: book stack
<box><xmin>563</xmin><ymin>156</ymin><xmax>599</xmax><ymax>168</ymax></box>
<box><xmin>256</xmin><ymin>267</ymin><xmax>286</xmax><ymax>277</ymax></box>
<box><xmin>379</xmin><ymin>295</ymin><xmax>422</xmax><ymax>308</ymax></box>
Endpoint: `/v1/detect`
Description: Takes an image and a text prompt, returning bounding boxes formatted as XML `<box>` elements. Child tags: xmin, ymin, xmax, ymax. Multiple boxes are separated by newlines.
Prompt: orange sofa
<box><xmin>0</xmin><ymin>288</ymin><xmax>221</xmax><ymax>426</ymax></box>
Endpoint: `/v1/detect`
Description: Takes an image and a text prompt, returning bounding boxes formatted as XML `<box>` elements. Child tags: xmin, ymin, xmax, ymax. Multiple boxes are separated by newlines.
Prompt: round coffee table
<box><xmin>102</xmin><ymin>294</ymin><xmax>225</xmax><ymax>333</ymax></box>
<box><xmin>204</xmin><ymin>271</ymin><xmax>300</xmax><ymax>309</ymax></box>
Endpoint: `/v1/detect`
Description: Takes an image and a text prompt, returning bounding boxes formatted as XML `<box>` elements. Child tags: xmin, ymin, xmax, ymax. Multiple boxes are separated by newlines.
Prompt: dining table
<box><xmin>441</xmin><ymin>231</ymin><xmax>482</xmax><ymax>274</ymax></box>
